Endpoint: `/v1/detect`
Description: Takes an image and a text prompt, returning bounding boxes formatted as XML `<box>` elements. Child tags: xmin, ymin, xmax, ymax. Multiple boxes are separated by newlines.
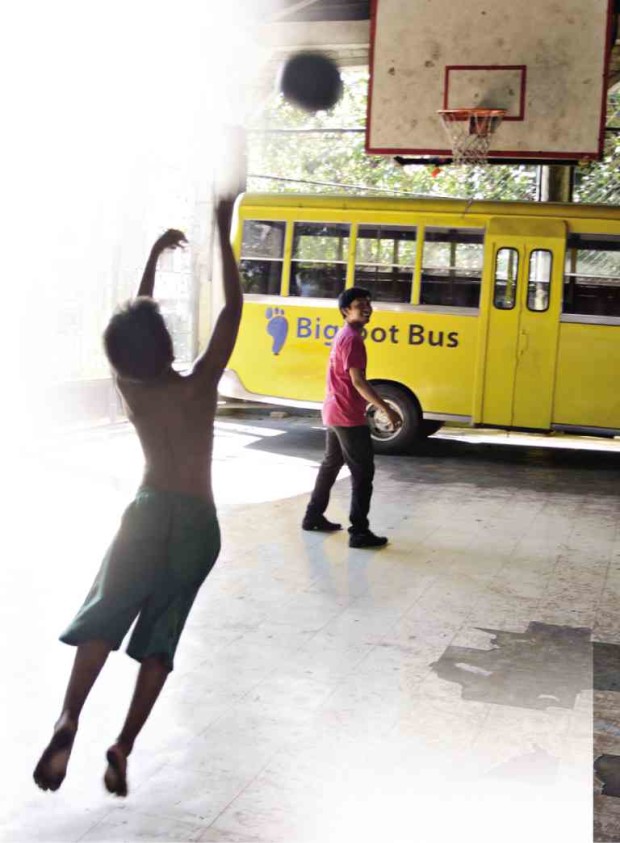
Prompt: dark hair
<box><xmin>103</xmin><ymin>297</ymin><xmax>174</xmax><ymax>380</ymax></box>
<box><xmin>338</xmin><ymin>286</ymin><xmax>371</xmax><ymax>316</ymax></box>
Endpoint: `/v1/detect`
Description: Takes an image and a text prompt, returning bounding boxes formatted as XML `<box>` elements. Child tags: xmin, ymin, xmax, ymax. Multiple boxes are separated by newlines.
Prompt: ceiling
<box><xmin>264</xmin><ymin>0</ymin><xmax>620</xmax><ymax>88</ymax></box>
<box><xmin>265</xmin><ymin>0</ymin><xmax>369</xmax><ymax>20</ymax></box>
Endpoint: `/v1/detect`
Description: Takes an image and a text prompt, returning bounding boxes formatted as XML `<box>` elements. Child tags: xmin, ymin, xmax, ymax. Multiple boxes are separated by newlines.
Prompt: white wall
<box><xmin>3</xmin><ymin>1</ymin><xmax>261</xmax><ymax>430</ymax></box>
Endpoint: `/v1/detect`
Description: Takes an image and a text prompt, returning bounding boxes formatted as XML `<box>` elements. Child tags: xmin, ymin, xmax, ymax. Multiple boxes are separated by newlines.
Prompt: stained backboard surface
<box><xmin>367</xmin><ymin>0</ymin><xmax>614</xmax><ymax>161</ymax></box>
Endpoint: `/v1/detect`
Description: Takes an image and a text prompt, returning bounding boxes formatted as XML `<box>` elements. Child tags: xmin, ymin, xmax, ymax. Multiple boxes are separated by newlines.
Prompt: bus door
<box><xmin>479</xmin><ymin>217</ymin><xmax>565</xmax><ymax>430</ymax></box>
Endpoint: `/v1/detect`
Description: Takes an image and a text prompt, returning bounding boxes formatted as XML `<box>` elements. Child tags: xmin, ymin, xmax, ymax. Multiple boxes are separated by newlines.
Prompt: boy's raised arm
<box><xmin>137</xmin><ymin>229</ymin><xmax>187</xmax><ymax>298</ymax></box>
<box><xmin>191</xmin><ymin>198</ymin><xmax>243</xmax><ymax>386</ymax></box>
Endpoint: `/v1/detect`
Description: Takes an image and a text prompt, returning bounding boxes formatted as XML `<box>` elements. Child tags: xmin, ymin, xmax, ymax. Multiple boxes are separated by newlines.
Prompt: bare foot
<box><xmin>33</xmin><ymin>716</ymin><xmax>77</xmax><ymax>792</ymax></box>
<box><xmin>104</xmin><ymin>743</ymin><xmax>129</xmax><ymax>797</ymax></box>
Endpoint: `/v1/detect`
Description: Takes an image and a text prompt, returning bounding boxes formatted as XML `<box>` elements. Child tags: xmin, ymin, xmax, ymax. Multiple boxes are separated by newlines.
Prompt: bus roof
<box><xmin>238</xmin><ymin>193</ymin><xmax>620</xmax><ymax>222</ymax></box>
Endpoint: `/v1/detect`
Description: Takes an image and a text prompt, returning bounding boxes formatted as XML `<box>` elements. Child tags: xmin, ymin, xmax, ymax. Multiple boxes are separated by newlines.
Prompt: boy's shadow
<box><xmin>244</xmin><ymin>415</ymin><xmax>620</xmax><ymax>494</ymax></box>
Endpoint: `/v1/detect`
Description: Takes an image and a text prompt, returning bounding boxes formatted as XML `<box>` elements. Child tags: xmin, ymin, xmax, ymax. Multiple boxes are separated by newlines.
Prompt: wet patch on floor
<box><xmin>431</xmin><ymin>622</ymin><xmax>592</xmax><ymax>709</ymax></box>
<box><xmin>594</xmin><ymin>642</ymin><xmax>620</xmax><ymax>693</ymax></box>
<box><xmin>595</xmin><ymin>755</ymin><xmax>620</xmax><ymax>798</ymax></box>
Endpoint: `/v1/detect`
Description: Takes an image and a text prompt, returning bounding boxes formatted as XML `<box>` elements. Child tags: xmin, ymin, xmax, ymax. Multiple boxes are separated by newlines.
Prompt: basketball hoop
<box><xmin>437</xmin><ymin>108</ymin><xmax>506</xmax><ymax>165</ymax></box>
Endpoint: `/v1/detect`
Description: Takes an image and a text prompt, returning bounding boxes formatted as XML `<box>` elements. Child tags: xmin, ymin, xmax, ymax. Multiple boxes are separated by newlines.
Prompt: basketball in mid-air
<box><xmin>278</xmin><ymin>51</ymin><xmax>343</xmax><ymax>113</ymax></box>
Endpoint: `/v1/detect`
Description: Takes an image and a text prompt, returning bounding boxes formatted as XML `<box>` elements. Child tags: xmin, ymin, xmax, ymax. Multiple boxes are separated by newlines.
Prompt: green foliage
<box><xmin>574</xmin><ymin>90</ymin><xmax>620</xmax><ymax>205</ymax></box>
<box><xmin>248</xmin><ymin>72</ymin><xmax>620</xmax><ymax>206</ymax></box>
<box><xmin>294</xmin><ymin>224</ymin><xmax>350</xmax><ymax>261</ymax></box>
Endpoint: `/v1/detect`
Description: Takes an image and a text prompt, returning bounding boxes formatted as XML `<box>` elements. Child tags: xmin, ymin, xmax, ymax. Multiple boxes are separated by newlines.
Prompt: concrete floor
<box><xmin>2</xmin><ymin>415</ymin><xmax>619</xmax><ymax>842</ymax></box>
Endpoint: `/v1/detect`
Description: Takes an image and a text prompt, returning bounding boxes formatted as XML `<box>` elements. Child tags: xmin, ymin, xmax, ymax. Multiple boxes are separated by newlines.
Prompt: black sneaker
<box><xmin>302</xmin><ymin>515</ymin><xmax>342</xmax><ymax>532</ymax></box>
<box><xmin>349</xmin><ymin>531</ymin><xmax>388</xmax><ymax>549</ymax></box>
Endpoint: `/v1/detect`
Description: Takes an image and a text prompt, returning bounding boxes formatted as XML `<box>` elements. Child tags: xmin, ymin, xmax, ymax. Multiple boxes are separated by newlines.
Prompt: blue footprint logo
<box><xmin>266</xmin><ymin>307</ymin><xmax>288</xmax><ymax>355</ymax></box>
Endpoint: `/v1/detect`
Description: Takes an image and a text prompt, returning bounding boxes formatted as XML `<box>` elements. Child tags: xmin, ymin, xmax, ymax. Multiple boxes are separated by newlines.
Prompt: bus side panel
<box><xmin>228</xmin><ymin>302</ymin><xmax>336</xmax><ymax>402</ymax></box>
<box><xmin>366</xmin><ymin>311</ymin><xmax>479</xmax><ymax>416</ymax></box>
<box><xmin>554</xmin><ymin>323</ymin><xmax>620</xmax><ymax>429</ymax></box>
<box><xmin>227</xmin><ymin>304</ymin><xmax>480</xmax><ymax>413</ymax></box>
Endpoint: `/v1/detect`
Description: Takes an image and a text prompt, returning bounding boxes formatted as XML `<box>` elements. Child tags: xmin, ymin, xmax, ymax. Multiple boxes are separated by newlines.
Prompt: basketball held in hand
<box><xmin>278</xmin><ymin>51</ymin><xmax>343</xmax><ymax>113</ymax></box>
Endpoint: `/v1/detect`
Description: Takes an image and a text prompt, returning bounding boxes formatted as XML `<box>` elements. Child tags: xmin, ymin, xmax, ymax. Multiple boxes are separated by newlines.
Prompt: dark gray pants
<box><xmin>305</xmin><ymin>425</ymin><xmax>374</xmax><ymax>533</ymax></box>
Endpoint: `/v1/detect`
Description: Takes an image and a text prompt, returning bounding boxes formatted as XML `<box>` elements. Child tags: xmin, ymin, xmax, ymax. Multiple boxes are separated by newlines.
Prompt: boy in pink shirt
<box><xmin>302</xmin><ymin>287</ymin><xmax>400</xmax><ymax>548</ymax></box>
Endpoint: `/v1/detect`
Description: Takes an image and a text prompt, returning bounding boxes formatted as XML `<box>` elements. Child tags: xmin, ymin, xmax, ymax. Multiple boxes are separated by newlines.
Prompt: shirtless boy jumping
<box><xmin>33</xmin><ymin>197</ymin><xmax>242</xmax><ymax>797</ymax></box>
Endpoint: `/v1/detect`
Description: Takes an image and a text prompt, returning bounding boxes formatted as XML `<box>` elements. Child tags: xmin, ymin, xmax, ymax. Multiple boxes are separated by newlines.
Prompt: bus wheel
<box><xmin>421</xmin><ymin>420</ymin><xmax>444</xmax><ymax>438</ymax></box>
<box><xmin>367</xmin><ymin>384</ymin><xmax>421</xmax><ymax>454</ymax></box>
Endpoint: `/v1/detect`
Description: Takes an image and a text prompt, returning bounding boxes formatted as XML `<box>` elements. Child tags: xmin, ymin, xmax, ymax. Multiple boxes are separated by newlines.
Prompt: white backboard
<box><xmin>367</xmin><ymin>0</ymin><xmax>614</xmax><ymax>161</ymax></box>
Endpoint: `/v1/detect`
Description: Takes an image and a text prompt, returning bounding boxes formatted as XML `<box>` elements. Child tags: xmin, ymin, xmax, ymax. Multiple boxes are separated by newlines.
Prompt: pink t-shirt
<box><xmin>322</xmin><ymin>323</ymin><xmax>368</xmax><ymax>427</ymax></box>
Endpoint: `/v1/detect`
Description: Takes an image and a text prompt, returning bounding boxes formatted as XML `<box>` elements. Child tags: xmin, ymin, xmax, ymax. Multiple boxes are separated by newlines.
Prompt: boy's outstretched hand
<box><xmin>153</xmin><ymin>229</ymin><xmax>187</xmax><ymax>253</ymax></box>
<box><xmin>138</xmin><ymin>229</ymin><xmax>188</xmax><ymax>298</ymax></box>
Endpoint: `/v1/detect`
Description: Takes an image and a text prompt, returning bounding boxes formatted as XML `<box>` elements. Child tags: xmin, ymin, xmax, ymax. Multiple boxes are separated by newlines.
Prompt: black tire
<box><xmin>421</xmin><ymin>420</ymin><xmax>444</xmax><ymax>438</ymax></box>
<box><xmin>367</xmin><ymin>383</ymin><xmax>422</xmax><ymax>454</ymax></box>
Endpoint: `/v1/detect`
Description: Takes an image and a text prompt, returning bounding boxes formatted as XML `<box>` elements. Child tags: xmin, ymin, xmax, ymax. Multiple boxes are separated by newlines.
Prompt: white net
<box><xmin>437</xmin><ymin>109</ymin><xmax>506</xmax><ymax>165</ymax></box>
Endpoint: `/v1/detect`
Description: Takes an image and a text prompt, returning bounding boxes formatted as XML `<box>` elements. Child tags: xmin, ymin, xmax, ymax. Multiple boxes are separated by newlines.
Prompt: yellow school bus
<box><xmin>219</xmin><ymin>193</ymin><xmax>620</xmax><ymax>453</ymax></box>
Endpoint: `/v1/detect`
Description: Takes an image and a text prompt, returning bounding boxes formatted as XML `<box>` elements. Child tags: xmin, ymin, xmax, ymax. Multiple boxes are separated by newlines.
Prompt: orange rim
<box><xmin>437</xmin><ymin>108</ymin><xmax>507</xmax><ymax>120</ymax></box>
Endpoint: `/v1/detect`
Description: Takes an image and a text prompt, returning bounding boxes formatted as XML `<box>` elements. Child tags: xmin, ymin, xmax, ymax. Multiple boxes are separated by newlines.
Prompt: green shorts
<box><xmin>60</xmin><ymin>486</ymin><xmax>220</xmax><ymax>671</ymax></box>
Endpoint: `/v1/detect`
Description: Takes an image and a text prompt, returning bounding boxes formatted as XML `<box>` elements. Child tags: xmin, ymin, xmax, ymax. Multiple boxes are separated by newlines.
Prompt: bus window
<box><xmin>493</xmin><ymin>248</ymin><xmax>519</xmax><ymax>310</ymax></box>
<box><xmin>527</xmin><ymin>250</ymin><xmax>552</xmax><ymax>312</ymax></box>
<box><xmin>239</xmin><ymin>220</ymin><xmax>286</xmax><ymax>295</ymax></box>
<box><xmin>564</xmin><ymin>233</ymin><xmax>620</xmax><ymax>317</ymax></box>
<box><xmin>420</xmin><ymin>227</ymin><xmax>484</xmax><ymax>307</ymax></box>
<box><xmin>355</xmin><ymin>225</ymin><xmax>416</xmax><ymax>303</ymax></box>
<box><xmin>290</xmin><ymin>222</ymin><xmax>349</xmax><ymax>298</ymax></box>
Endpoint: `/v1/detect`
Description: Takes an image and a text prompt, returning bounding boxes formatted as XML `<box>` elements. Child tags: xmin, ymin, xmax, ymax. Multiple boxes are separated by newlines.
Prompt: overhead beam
<box><xmin>271</xmin><ymin>0</ymin><xmax>323</xmax><ymax>21</ymax></box>
<box><xmin>261</xmin><ymin>19</ymin><xmax>370</xmax><ymax>65</ymax></box>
